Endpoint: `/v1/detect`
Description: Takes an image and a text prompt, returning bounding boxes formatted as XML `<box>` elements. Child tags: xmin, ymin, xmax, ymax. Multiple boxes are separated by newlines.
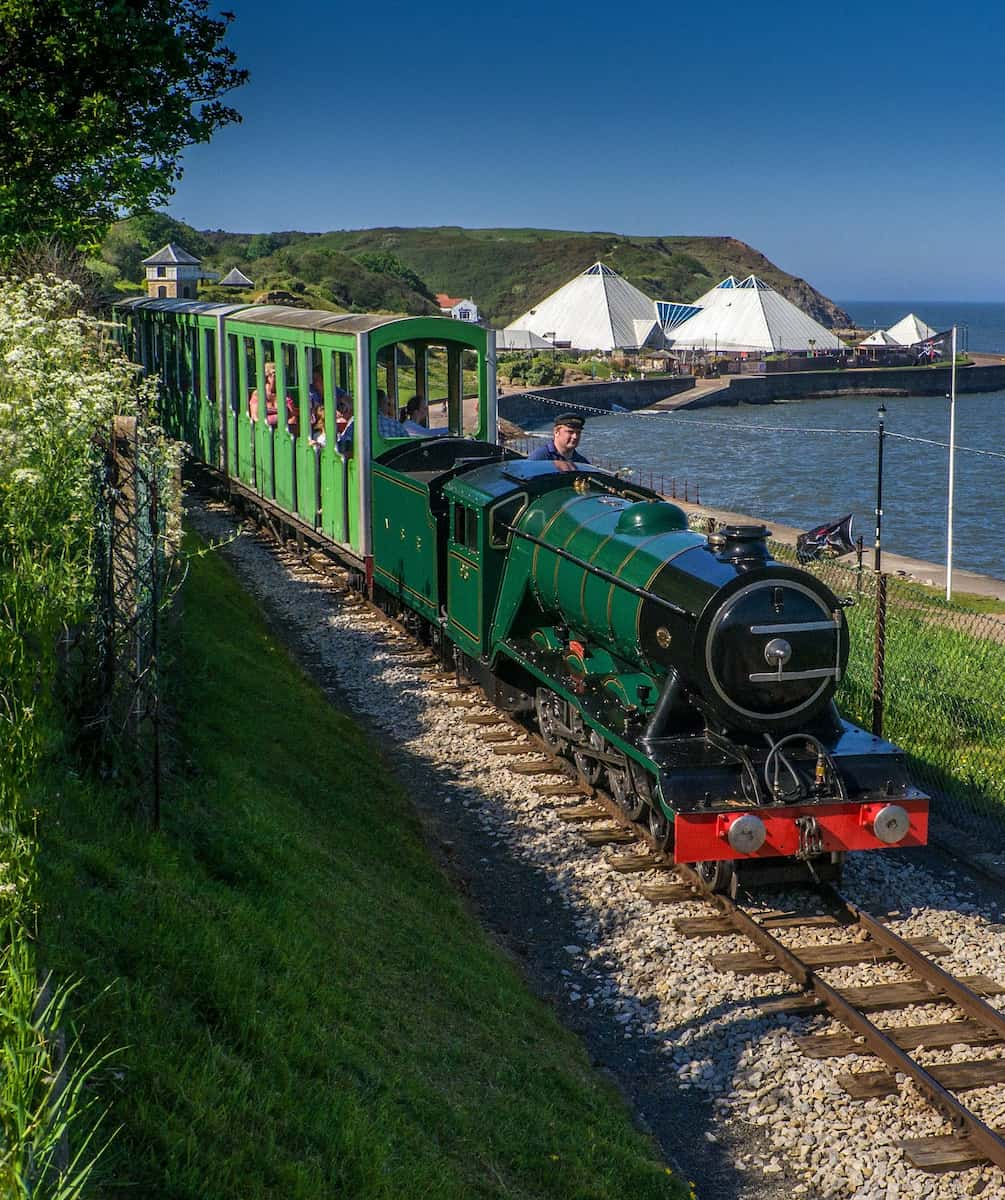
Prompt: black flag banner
<box><xmin>796</xmin><ymin>514</ymin><xmax>856</xmax><ymax>564</ymax></box>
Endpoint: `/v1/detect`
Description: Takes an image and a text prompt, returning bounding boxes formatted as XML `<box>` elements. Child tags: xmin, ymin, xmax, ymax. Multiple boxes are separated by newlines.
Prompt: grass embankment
<box><xmin>40</xmin><ymin>535</ymin><xmax>687</xmax><ymax>1200</ymax></box>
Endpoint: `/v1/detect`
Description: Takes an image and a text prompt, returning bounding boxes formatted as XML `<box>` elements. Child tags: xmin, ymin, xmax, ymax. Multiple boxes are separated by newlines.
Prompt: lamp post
<box><xmin>874</xmin><ymin>403</ymin><xmax>886</xmax><ymax>573</ymax></box>
<box><xmin>808</xmin><ymin>337</ymin><xmax>816</xmax><ymax>358</ymax></box>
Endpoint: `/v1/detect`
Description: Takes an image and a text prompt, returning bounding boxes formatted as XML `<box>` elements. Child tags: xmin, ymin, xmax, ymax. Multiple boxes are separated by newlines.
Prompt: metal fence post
<box><xmin>872</xmin><ymin>571</ymin><xmax>887</xmax><ymax>737</ymax></box>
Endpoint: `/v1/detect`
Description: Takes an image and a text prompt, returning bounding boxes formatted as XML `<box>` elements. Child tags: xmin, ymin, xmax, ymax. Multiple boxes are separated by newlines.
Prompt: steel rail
<box><xmin>674</xmin><ymin>864</ymin><xmax>1005</xmax><ymax>1170</ymax></box>
<box><xmin>832</xmin><ymin>888</ymin><xmax>1005</xmax><ymax>1039</ymax></box>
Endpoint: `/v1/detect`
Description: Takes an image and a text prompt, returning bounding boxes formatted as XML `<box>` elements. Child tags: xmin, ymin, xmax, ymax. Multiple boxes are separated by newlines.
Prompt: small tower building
<box><xmin>142</xmin><ymin>243</ymin><xmax>203</xmax><ymax>299</ymax></box>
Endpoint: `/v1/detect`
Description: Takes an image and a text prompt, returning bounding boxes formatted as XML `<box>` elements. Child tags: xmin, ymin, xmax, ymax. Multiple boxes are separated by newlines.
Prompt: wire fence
<box><xmin>765</xmin><ymin>536</ymin><xmax>1005</xmax><ymax>850</ymax></box>
<box><xmin>82</xmin><ymin>413</ymin><xmax>183</xmax><ymax>825</ymax></box>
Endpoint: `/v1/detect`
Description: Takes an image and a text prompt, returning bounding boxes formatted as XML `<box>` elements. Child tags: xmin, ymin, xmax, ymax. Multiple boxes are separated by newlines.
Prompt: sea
<box><xmin>566</xmin><ymin>301</ymin><xmax>1005</xmax><ymax>581</ymax></box>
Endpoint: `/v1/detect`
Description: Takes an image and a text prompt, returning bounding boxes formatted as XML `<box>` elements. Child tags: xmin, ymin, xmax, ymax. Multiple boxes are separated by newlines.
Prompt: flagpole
<box><xmin>874</xmin><ymin>403</ymin><xmax>886</xmax><ymax>573</ymax></box>
<box><xmin>946</xmin><ymin>325</ymin><xmax>958</xmax><ymax>602</ymax></box>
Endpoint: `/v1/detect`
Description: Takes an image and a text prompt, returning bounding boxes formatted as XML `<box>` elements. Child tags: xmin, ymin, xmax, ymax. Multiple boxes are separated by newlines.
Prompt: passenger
<box><xmin>401</xmin><ymin>394</ymin><xmax>448</xmax><ymax>437</ymax></box>
<box><xmin>334</xmin><ymin>388</ymin><xmax>352</xmax><ymax>437</ymax></box>
<box><xmin>249</xmin><ymin>362</ymin><xmax>297</xmax><ymax>432</ymax></box>
<box><xmin>528</xmin><ymin>412</ymin><xmax>590</xmax><ymax>470</ymax></box>
<box><xmin>335</xmin><ymin>388</ymin><xmax>406</xmax><ymax>455</ymax></box>
<box><xmin>309</xmin><ymin>367</ymin><xmax>325</xmax><ymax>445</ymax></box>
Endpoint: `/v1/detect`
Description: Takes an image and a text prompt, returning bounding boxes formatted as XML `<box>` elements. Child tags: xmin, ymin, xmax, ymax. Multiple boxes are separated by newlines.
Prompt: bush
<box><xmin>523</xmin><ymin>356</ymin><xmax>565</xmax><ymax>387</ymax></box>
<box><xmin>0</xmin><ymin>274</ymin><xmax>177</xmax><ymax>1194</ymax></box>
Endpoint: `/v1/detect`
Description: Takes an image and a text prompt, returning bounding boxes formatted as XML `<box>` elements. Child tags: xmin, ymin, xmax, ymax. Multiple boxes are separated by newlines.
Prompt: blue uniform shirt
<box><xmin>528</xmin><ymin>440</ymin><xmax>590</xmax><ymax>464</ymax></box>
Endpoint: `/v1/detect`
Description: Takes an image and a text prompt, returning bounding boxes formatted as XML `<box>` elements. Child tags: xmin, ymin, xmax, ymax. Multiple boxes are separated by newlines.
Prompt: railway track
<box><xmin>458</xmin><ymin>704</ymin><xmax>1005</xmax><ymax>1176</ymax></box>
<box><xmin>200</xmin><ymin>489</ymin><xmax>1005</xmax><ymax>1195</ymax></box>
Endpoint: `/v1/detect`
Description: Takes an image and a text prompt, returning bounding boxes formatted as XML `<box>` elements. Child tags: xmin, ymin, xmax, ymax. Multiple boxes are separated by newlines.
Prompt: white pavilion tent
<box><xmin>667</xmin><ymin>275</ymin><xmax>845</xmax><ymax>354</ymax></box>
<box><xmin>858</xmin><ymin>328</ymin><xmax>901</xmax><ymax>348</ymax></box>
<box><xmin>883</xmin><ymin>313</ymin><xmax>938</xmax><ymax>346</ymax></box>
<box><xmin>505</xmin><ymin>263</ymin><xmax>663</xmax><ymax>352</ymax></box>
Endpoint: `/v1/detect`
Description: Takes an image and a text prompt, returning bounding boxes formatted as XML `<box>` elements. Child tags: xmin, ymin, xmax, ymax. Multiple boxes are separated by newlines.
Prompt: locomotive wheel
<box><xmin>535</xmin><ymin>688</ymin><xmax>568</xmax><ymax>754</ymax></box>
<box><xmin>607</xmin><ymin>756</ymin><xmax>646</xmax><ymax>821</ymax></box>
<box><xmin>696</xmin><ymin>860</ymin><xmax>735</xmax><ymax>895</ymax></box>
<box><xmin>573</xmin><ymin>728</ymin><xmax>606</xmax><ymax>786</ymax></box>
<box><xmin>647</xmin><ymin>802</ymin><xmax>672</xmax><ymax>852</ymax></box>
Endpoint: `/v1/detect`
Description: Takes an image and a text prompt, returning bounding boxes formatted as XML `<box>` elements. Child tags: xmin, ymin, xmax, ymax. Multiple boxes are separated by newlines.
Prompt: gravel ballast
<box><xmin>187</xmin><ymin>494</ymin><xmax>1005</xmax><ymax>1200</ymax></box>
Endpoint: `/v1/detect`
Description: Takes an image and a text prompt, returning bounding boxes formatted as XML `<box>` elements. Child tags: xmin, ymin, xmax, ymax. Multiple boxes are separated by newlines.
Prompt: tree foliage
<box><xmin>353</xmin><ymin>250</ymin><xmax>433</xmax><ymax>300</ymax></box>
<box><xmin>101</xmin><ymin>212</ymin><xmax>211</xmax><ymax>281</ymax></box>
<box><xmin>0</xmin><ymin>0</ymin><xmax>247</xmax><ymax>256</ymax></box>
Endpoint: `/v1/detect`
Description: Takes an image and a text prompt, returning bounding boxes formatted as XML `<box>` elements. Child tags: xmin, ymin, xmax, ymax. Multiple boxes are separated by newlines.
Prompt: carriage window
<box><xmin>375</xmin><ymin>343</ymin><xmax>398</xmax><ymax>416</ymax></box>
<box><xmin>204</xmin><ymin>329</ymin><xmax>216</xmax><ymax>404</ymax></box>
<box><xmin>228</xmin><ymin>334</ymin><xmax>239</xmax><ymax>413</ymax></box>
<box><xmin>244</xmin><ymin>337</ymin><xmax>258</xmax><ymax>418</ymax></box>
<box><xmin>489</xmin><ymin>494</ymin><xmax>528</xmax><ymax>548</ymax></box>
<box><xmin>462</xmin><ymin>347</ymin><xmax>479</xmax><ymax>433</ymax></box>
<box><xmin>396</xmin><ymin>344</ymin><xmax>417</xmax><ymax>418</ymax></box>
<box><xmin>332</xmin><ymin>349</ymin><xmax>352</xmax><ymax>393</ymax></box>
<box><xmin>281</xmin><ymin>342</ymin><xmax>299</xmax><ymax>436</ymax></box>
<box><xmin>189</xmin><ymin>327</ymin><xmax>200</xmax><ymax>396</ymax></box>
<box><xmin>425</xmin><ymin>345</ymin><xmax>450</xmax><ymax>430</ymax></box>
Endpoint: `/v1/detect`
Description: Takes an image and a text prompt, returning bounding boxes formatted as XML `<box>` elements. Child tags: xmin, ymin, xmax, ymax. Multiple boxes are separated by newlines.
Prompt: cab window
<box><xmin>453</xmin><ymin>504</ymin><xmax>478</xmax><ymax>551</ymax></box>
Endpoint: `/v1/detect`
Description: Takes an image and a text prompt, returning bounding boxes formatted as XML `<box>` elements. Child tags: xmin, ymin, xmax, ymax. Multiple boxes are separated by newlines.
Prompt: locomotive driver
<box><xmin>528</xmin><ymin>412</ymin><xmax>590</xmax><ymax>471</ymax></box>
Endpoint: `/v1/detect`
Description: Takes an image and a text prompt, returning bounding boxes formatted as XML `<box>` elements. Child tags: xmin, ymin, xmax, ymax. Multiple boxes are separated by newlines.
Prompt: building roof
<box><xmin>505</xmin><ymin>262</ymin><xmax>661</xmax><ymax>352</ymax></box>
<box><xmin>667</xmin><ymin>275</ymin><xmax>846</xmax><ymax>353</ymax></box>
<box><xmin>859</xmin><ymin>328</ymin><xmax>900</xmax><ymax>347</ymax></box>
<box><xmin>436</xmin><ymin>292</ymin><xmax>464</xmax><ymax>308</ymax></box>
<box><xmin>884</xmin><ymin>312</ymin><xmax>938</xmax><ymax>346</ymax></box>
<box><xmin>495</xmin><ymin>328</ymin><xmax>555</xmax><ymax>350</ymax></box>
<box><xmin>219</xmin><ymin>267</ymin><xmax>254</xmax><ymax>287</ymax></box>
<box><xmin>141</xmin><ymin>242</ymin><xmax>201</xmax><ymax>266</ymax></box>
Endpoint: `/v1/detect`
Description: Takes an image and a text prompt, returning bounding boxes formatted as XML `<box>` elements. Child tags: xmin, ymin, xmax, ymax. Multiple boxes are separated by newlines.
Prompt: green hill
<box><xmin>101</xmin><ymin>214</ymin><xmax>849</xmax><ymax>328</ymax></box>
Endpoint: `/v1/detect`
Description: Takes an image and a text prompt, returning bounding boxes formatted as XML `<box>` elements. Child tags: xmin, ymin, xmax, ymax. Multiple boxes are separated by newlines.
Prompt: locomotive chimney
<box><xmin>707</xmin><ymin>524</ymin><xmax>771</xmax><ymax>567</ymax></box>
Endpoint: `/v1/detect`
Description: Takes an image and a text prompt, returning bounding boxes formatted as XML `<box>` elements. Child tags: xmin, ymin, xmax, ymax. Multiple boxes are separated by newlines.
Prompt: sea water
<box><xmin>576</xmin><ymin>301</ymin><xmax>1005</xmax><ymax>579</ymax></box>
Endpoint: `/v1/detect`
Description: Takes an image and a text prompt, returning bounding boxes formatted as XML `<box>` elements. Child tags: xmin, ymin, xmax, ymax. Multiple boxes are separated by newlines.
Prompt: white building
<box><xmin>141</xmin><ymin>243</ymin><xmax>206</xmax><ymax>299</ymax></box>
<box><xmin>505</xmin><ymin>263</ymin><xmax>662</xmax><ymax>353</ymax></box>
<box><xmin>435</xmin><ymin>292</ymin><xmax>479</xmax><ymax>322</ymax></box>
<box><xmin>667</xmin><ymin>276</ymin><xmax>846</xmax><ymax>354</ymax></box>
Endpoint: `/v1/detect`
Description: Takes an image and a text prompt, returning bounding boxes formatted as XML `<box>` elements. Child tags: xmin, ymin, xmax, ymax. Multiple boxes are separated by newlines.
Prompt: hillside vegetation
<box><xmin>100</xmin><ymin>213</ymin><xmax>849</xmax><ymax>328</ymax></box>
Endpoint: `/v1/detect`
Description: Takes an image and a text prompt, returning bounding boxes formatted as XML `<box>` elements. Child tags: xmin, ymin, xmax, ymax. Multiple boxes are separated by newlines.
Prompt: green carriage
<box><xmin>115</xmin><ymin>298</ymin><xmax>497</xmax><ymax>573</ymax></box>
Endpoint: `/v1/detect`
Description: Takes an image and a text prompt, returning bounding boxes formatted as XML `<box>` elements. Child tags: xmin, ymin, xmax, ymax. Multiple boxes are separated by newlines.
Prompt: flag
<box><xmin>796</xmin><ymin>514</ymin><xmax>856</xmax><ymax>564</ymax></box>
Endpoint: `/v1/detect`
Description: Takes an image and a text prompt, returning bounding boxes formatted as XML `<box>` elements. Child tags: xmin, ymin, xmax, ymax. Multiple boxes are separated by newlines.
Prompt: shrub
<box><xmin>0</xmin><ymin>274</ymin><xmax>173</xmax><ymax>1194</ymax></box>
<box><xmin>523</xmin><ymin>356</ymin><xmax>565</xmax><ymax>387</ymax></box>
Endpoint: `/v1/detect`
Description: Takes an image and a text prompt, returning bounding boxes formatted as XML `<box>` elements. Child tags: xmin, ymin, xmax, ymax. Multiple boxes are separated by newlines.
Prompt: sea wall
<box><xmin>676</xmin><ymin>363</ymin><xmax>1005</xmax><ymax>408</ymax></box>
<box><xmin>499</xmin><ymin>377</ymin><xmax>694</xmax><ymax>427</ymax></box>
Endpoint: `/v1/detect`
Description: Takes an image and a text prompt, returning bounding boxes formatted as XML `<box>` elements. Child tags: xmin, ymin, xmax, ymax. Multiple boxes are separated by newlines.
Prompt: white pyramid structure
<box><xmin>505</xmin><ymin>263</ymin><xmax>662</xmax><ymax>352</ymax></box>
<box><xmin>667</xmin><ymin>275</ymin><xmax>845</xmax><ymax>353</ymax></box>
<box><xmin>883</xmin><ymin>313</ymin><xmax>937</xmax><ymax>346</ymax></box>
<box><xmin>859</xmin><ymin>328</ymin><xmax>900</xmax><ymax>347</ymax></box>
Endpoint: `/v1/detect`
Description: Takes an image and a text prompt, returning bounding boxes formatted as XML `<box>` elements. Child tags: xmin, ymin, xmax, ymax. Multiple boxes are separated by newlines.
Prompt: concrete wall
<box><xmin>500</xmin><ymin>376</ymin><xmax>694</xmax><ymax>428</ymax></box>
<box><xmin>677</xmin><ymin>363</ymin><xmax>1005</xmax><ymax>409</ymax></box>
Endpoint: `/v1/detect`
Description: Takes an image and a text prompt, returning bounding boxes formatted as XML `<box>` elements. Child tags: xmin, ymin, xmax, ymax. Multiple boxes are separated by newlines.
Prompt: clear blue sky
<box><xmin>166</xmin><ymin>0</ymin><xmax>1005</xmax><ymax>301</ymax></box>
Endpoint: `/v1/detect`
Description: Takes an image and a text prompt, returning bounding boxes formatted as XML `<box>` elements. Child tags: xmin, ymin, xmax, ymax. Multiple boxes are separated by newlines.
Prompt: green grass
<box><xmin>38</xmin><ymin>534</ymin><xmax>686</xmax><ymax>1200</ymax></box>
